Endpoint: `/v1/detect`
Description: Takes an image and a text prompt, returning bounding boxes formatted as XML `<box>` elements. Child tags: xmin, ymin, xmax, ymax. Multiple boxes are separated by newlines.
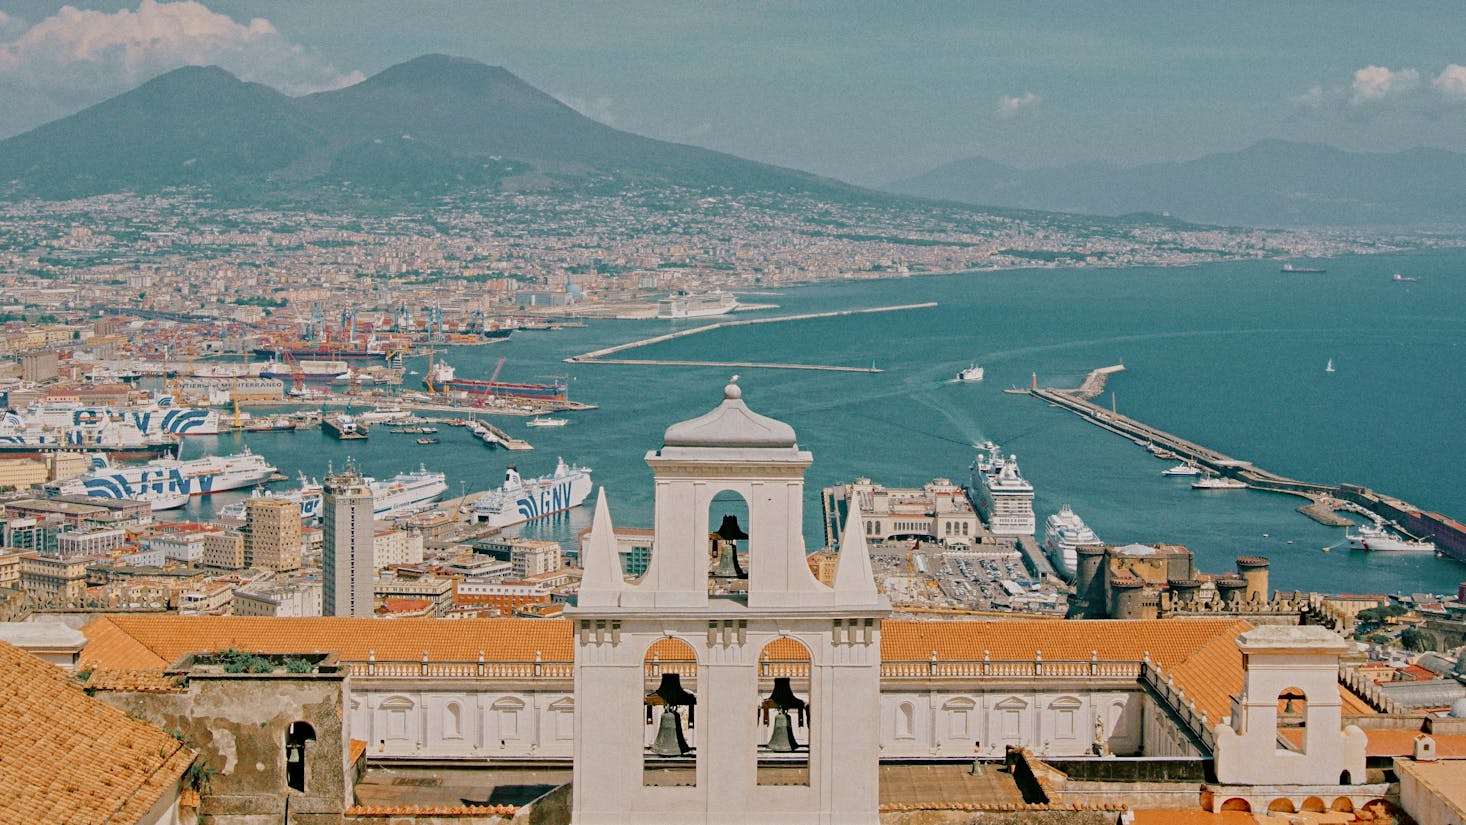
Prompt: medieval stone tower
<box><xmin>569</xmin><ymin>381</ymin><xmax>889</xmax><ymax>824</ymax></box>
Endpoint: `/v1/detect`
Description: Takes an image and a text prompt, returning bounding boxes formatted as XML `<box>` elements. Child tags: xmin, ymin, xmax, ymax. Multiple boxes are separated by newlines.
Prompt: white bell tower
<box><xmin>570</xmin><ymin>381</ymin><xmax>889</xmax><ymax>825</ymax></box>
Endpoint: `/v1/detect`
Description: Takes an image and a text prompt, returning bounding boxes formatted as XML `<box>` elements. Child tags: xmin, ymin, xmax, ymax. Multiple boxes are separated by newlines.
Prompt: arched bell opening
<box><xmin>642</xmin><ymin>636</ymin><xmax>699</xmax><ymax>788</ymax></box>
<box><xmin>1276</xmin><ymin>687</ymin><xmax>1307</xmax><ymax>753</ymax></box>
<box><xmin>285</xmin><ymin>721</ymin><xmax>316</xmax><ymax>793</ymax></box>
<box><xmin>708</xmin><ymin>491</ymin><xmax>750</xmax><ymax>600</ymax></box>
<box><xmin>755</xmin><ymin>637</ymin><xmax>811</xmax><ymax>787</ymax></box>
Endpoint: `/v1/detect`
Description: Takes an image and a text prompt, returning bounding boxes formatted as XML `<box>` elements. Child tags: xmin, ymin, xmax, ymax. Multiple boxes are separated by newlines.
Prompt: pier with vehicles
<box><xmin>1019</xmin><ymin>366</ymin><xmax>1466</xmax><ymax>563</ymax></box>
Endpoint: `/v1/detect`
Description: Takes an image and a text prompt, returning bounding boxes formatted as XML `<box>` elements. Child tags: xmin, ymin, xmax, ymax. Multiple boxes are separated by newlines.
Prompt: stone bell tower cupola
<box><xmin>569</xmin><ymin>381</ymin><xmax>888</xmax><ymax>825</ymax></box>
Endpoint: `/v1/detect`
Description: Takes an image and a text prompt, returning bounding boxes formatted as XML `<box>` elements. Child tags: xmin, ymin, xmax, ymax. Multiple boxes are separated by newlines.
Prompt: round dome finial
<box><xmin>724</xmin><ymin>375</ymin><xmax>742</xmax><ymax>400</ymax></box>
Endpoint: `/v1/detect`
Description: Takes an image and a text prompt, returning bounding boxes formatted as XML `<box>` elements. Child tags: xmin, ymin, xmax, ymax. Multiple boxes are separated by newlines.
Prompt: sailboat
<box><xmin>1325</xmin><ymin>358</ymin><xmax>1335</xmax><ymax>373</ymax></box>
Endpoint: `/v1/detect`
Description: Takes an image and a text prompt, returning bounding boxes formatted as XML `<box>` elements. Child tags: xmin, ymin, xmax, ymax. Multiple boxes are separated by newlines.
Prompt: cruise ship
<box><xmin>968</xmin><ymin>443</ymin><xmax>1035</xmax><ymax>537</ymax></box>
<box><xmin>370</xmin><ymin>466</ymin><xmax>449</xmax><ymax>519</ymax></box>
<box><xmin>1043</xmin><ymin>505</ymin><xmax>1101</xmax><ymax>578</ymax></box>
<box><xmin>45</xmin><ymin>449</ymin><xmax>277</xmax><ymax>500</ymax></box>
<box><xmin>469</xmin><ymin>458</ymin><xmax>593</xmax><ymax>529</ymax></box>
<box><xmin>259</xmin><ymin>360</ymin><xmax>351</xmax><ymax>385</ymax></box>
<box><xmin>656</xmin><ymin>290</ymin><xmax>739</xmax><ymax>319</ymax></box>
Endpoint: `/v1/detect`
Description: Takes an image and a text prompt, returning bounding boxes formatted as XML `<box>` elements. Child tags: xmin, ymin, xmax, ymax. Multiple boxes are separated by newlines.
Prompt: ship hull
<box><xmin>437</xmin><ymin>379</ymin><xmax>567</xmax><ymax>403</ymax></box>
<box><xmin>470</xmin><ymin>467</ymin><xmax>592</xmax><ymax>529</ymax></box>
<box><xmin>253</xmin><ymin>347</ymin><xmax>385</xmax><ymax>361</ymax></box>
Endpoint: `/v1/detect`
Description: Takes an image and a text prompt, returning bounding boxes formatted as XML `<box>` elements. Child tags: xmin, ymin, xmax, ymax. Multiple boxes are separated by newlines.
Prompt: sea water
<box><xmin>182</xmin><ymin>249</ymin><xmax>1466</xmax><ymax>596</ymax></box>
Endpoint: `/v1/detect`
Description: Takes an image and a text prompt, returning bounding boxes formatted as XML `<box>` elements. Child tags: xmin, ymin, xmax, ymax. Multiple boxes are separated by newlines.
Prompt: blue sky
<box><xmin>2</xmin><ymin>1</ymin><xmax>1464</xmax><ymax>184</ymax></box>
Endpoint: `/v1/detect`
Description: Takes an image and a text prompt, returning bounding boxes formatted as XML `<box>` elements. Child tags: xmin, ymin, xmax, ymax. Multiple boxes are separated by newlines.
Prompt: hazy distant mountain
<box><xmin>887</xmin><ymin>141</ymin><xmax>1466</xmax><ymax>227</ymax></box>
<box><xmin>0</xmin><ymin>55</ymin><xmax>857</xmax><ymax>200</ymax></box>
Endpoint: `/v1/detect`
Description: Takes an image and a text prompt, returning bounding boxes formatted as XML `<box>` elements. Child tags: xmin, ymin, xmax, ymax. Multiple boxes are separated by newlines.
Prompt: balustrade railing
<box><xmin>345</xmin><ymin>654</ymin><xmax>1144</xmax><ymax>682</ymax></box>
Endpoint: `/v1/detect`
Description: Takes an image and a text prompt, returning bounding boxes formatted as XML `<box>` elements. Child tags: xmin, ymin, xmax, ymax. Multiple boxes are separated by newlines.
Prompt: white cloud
<box><xmin>1350</xmin><ymin>65</ymin><xmax>1419</xmax><ymax>105</ymax></box>
<box><xmin>0</xmin><ymin>0</ymin><xmax>362</xmax><ymax>119</ymax></box>
<box><xmin>1434</xmin><ymin>64</ymin><xmax>1466</xmax><ymax>101</ymax></box>
<box><xmin>995</xmin><ymin>91</ymin><xmax>1041</xmax><ymax>120</ymax></box>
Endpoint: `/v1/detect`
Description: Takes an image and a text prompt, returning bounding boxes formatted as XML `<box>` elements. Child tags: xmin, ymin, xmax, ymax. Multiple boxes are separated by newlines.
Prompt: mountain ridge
<box><xmin>0</xmin><ymin>55</ymin><xmax>860</xmax><ymax>201</ymax></box>
<box><xmin>886</xmin><ymin>141</ymin><xmax>1466</xmax><ymax>227</ymax></box>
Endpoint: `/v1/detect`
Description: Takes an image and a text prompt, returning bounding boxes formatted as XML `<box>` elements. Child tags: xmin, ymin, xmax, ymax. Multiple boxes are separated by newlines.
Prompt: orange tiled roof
<box><xmin>1363</xmin><ymin>729</ymin><xmax>1466</xmax><ymax>758</ymax></box>
<box><xmin>78</xmin><ymin>615</ymin><xmax>1379</xmax><ymax>727</ymax></box>
<box><xmin>0</xmin><ymin>641</ymin><xmax>194</xmax><ymax>824</ymax></box>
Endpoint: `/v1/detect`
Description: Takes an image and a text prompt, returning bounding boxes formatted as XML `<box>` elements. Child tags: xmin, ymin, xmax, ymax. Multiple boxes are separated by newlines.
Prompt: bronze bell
<box><xmin>759</xmin><ymin>677</ymin><xmax>808</xmax><ymax>728</ymax></box>
<box><xmin>645</xmin><ymin>672</ymin><xmax>697</xmax><ymax>728</ymax></box>
<box><xmin>650</xmin><ymin>707</ymin><xmax>691</xmax><ymax>756</ymax></box>
<box><xmin>767</xmin><ymin>708</ymin><xmax>799</xmax><ymax>752</ymax></box>
<box><xmin>710</xmin><ymin>515</ymin><xmax>748</xmax><ymax>579</ymax></box>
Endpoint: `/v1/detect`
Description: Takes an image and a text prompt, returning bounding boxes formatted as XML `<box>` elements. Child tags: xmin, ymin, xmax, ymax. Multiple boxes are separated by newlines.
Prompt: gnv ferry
<box><xmin>219</xmin><ymin>475</ymin><xmax>324</xmax><ymax>522</ymax></box>
<box><xmin>45</xmin><ymin>449</ymin><xmax>276</xmax><ymax>501</ymax></box>
<box><xmin>21</xmin><ymin>396</ymin><xmax>220</xmax><ymax>437</ymax></box>
<box><xmin>469</xmin><ymin>458</ymin><xmax>592</xmax><ymax>529</ymax></box>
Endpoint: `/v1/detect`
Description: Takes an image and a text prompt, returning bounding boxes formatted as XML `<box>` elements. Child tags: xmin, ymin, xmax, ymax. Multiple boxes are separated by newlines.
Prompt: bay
<box><xmin>181</xmin><ymin>249</ymin><xmax>1466</xmax><ymax>597</ymax></box>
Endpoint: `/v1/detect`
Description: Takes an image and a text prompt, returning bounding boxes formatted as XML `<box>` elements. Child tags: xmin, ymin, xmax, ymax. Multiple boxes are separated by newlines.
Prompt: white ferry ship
<box><xmin>219</xmin><ymin>474</ymin><xmax>324</xmax><ymax>521</ymax></box>
<box><xmin>656</xmin><ymin>290</ymin><xmax>739</xmax><ymax>319</ymax></box>
<box><xmin>1043</xmin><ymin>504</ymin><xmax>1101</xmax><ymax>578</ymax></box>
<box><xmin>370</xmin><ymin>466</ymin><xmax>448</xmax><ymax>519</ymax></box>
<box><xmin>968</xmin><ymin>443</ymin><xmax>1035</xmax><ymax>536</ymax></box>
<box><xmin>17</xmin><ymin>396</ymin><xmax>220</xmax><ymax>438</ymax></box>
<box><xmin>45</xmin><ymin>449</ymin><xmax>277</xmax><ymax>500</ymax></box>
<box><xmin>1346</xmin><ymin>522</ymin><xmax>1436</xmax><ymax>553</ymax></box>
<box><xmin>469</xmin><ymin>458</ymin><xmax>593</xmax><ymax>529</ymax></box>
<box><xmin>0</xmin><ymin>409</ymin><xmax>171</xmax><ymax>458</ymax></box>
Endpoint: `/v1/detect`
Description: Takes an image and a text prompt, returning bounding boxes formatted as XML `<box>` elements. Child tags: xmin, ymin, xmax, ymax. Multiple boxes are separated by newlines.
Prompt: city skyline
<box><xmin>0</xmin><ymin>1</ymin><xmax>1464</xmax><ymax>185</ymax></box>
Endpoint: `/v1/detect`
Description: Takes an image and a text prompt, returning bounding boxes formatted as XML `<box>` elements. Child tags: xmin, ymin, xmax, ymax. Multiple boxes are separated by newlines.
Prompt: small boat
<box><xmin>416</xmin><ymin>437</ymin><xmax>439</xmax><ymax>445</ymax></box>
<box><xmin>1192</xmin><ymin>476</ymin><xmax>1247</xmax><ymax>490</ymax></box>
<box><xmin>1162</xmin><ymin>463</ymin><xmax>1203</xmax><ymax>477</ymax></box>
<box><xmin>525</xmin><ymin>417</ymin><xmax>568</xmax><ymax>428</ymax></box>
<box><xmin>957</xmin><ymin>364</ymin><xmax>985</xmax><ymax>382</ymax></box>
<box><xmin>132</xmin><ymin>490</ymin><xmax>190</xmax><ymax>511</ymax></box>
<box><xmin>1392</xmin><ymin>273</ymin><xmax>1420</xmax><ymax>283</ymax></box>
<box><xmin>1325</xmin><ymin>358</ymin><xmax>1335</xmax><ymax>373</ymax></box>
<box><xmin>1281</xmin><ymin>263</ymin><xmax>1326</xmax><ymax>273</ymax></box>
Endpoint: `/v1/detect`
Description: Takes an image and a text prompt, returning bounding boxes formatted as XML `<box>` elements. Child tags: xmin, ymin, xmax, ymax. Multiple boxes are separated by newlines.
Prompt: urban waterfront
<box><xmin>179</xmin><ymin>248</ymin><xmax>1466</xmax><ymax>596</ymax></box>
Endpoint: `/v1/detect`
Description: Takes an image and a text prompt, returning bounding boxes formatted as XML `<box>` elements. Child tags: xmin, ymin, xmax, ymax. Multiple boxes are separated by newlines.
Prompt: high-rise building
<box><xmin>323</xmin><ymin>468</ymin><xmax>374</xmax><ymax>617</ymax></box>
<box><xmin>244</xmin><ymin>498</ymin><xmax>301</xmax><ymax>572</ymax></box>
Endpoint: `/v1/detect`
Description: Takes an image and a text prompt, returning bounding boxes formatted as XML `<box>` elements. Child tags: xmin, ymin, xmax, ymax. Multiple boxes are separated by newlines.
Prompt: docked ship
<box><xmin>0</xmin><ymin>411</ymin><xmax>175</xmax><ymax>459</ymax></box>
<box><xmin>656</xmin><ymin>290</ymin><xmax>739</xmax><ymax>319</ymax></box>
<box><xmin>20</xmin><ymin>397</ymin><xmax>221</xmax><ymax>437</ymax></box>
<box><xmin>1043</xmin><ymin>505</ymin><xmax>1101</xmax><ymax>579</ymax></box>
<box><xmin>1161</xmin><ymin>463</ymin><xmax>1203</xmax><ymax>476</ymax></box>
<box><xmin>469</xmin><ymin>458</ymin><xmax>593</xmax><ymax>529</ymax></box>
<box><xmin>1192</xmin><ymin>476</ymin><xmax>1247</xmax><ymax>490</ymax></box>
<box><xmin>1280</xmin><ymin>264</ymin><xmax>1327</xmax><ymax>273</ymax></box>
<box><xmin>259</xmin><ymin>360</ymin><xmax>351</xmax><ymax>385</ymax></box>
<box><xmin>45</xmin><ymin>449</ymin><xmax>277</xmax><ymax>500</ymax></box>
<box><xmin>322</xmin><ymin>413</ymin><xmax>367</xmax><ymax>439</ymax></box>
<box><xmin>1346</xmin><ymin>522</ymin><xmax>1436</xmax><ymax>553</ymax></box>
<box><xmin>426</xmin><ymin>362</ymin><xmax>567</xmax><ymax>403</ymax></box>
<box><xmin>252</xmin><ymin>341</ymin><xmax>387</xmax><ymax>362</ymax></box>
<box><xmin>968</xmin><ymin>443</ymin><xmax>1035</xmax><ymax>537</ymax></box>
<box><xmin>370</xmin><ymin>466</ymin><xmax>449</xmax><ymax>519</ymax></box>
<box><xmin>219</xmin><ymin>475</ymin><xmax>324</xmax><ymax>522</ymax></box>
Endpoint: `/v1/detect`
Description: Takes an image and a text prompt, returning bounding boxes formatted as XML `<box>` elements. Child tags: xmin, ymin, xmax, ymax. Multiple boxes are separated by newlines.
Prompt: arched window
<box><xmin>757</xmin><ymin>637</ymin><xmax>811</xmax><ymax>786</ymax></box>
<box><xmin>708</xmin><ymin>492</ymin><xmax>749</xmax><ymax>599</ymax></box>
<box><xmin>644</xmin><ymin>637</ymin><xmax>698</xmax><ymax>788</ymax></box>
<box><xmin>895</xmin><ymin>701</ymin><xmax>916</xmax><ymax>739</ymax></box>
<box><xmin>444</xmin><ymin>702</ymin><xmax>463</xmax><ymax>739</ymax></box>
<box><xmin>285</xmin><ymin>721</ymin><xmax>316</xmax><ymax>793</ymax></box>
<box><xmin>1277</xmin><ymin>688</ymin><xmax>1307</xmax><ymax>752</ymax></box>
<box><xmin>379</xmin><ymin>696</ymin><xmax>414</xmax><ymax>741</ymax></box>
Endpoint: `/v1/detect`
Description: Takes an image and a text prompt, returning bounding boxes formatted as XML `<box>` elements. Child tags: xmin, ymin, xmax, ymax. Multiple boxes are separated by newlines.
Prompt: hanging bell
<box><xmin>712</xmin><ymin>539</ymin><xmax>746</xmax><ymax>579</ymax></box>
<box><xmin>645</xmin><ymin>672</ymin><xmax>697</xmax><ymax>728</ymax></box>
<box><xmin>761</xmin><ymin>677</ymin><xmax>808</xmax><ymax>727</ymax></box>
<box><xmin>287</xmin><ymin>747</ymin><xmax>302</xmax><ymax>764</ymax></box>
<box><xmin>650</xmin><ymin>707</ymin><xmax>691</xmax><ymax>756</ymax></box>
<box><xmin>767</xmin><ymin>708</ymin><xmax>799</xmax><ymax>752</ymax></box>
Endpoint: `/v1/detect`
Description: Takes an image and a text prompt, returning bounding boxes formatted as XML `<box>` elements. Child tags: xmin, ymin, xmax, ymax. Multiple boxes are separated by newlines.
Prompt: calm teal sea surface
<box><xmin>179</xmin><ymin>249</ymin><xmax>1466</xmax><ymax>596</ymax></box>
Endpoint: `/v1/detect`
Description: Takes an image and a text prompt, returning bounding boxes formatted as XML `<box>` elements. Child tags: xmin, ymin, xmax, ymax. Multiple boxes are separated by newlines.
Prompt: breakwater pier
<box><xmin>565</xmin><ymin>303</ymin><xmax>938</xmax><ymax>372</ymax></box>
<box><xmin>1023</xmin><ymin>367</ymin><xmax>1466</xmax><ymax>564</ymax></box>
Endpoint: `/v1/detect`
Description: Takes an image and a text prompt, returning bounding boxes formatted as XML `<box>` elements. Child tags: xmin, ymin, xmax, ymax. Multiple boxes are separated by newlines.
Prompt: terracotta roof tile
<box><xmin>1364</xmin><ymin>729</ymin><xmax>1466</xmax><ymax>758</ymax></box>
<box><xmin>0</xmin><ymin>641</ymin><xmax>193</xmax><ymax>824</ymax></box>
